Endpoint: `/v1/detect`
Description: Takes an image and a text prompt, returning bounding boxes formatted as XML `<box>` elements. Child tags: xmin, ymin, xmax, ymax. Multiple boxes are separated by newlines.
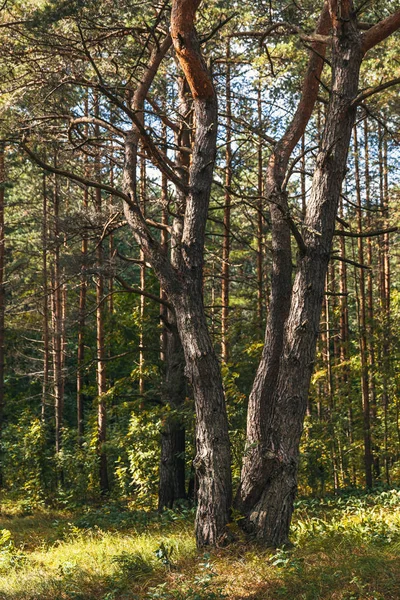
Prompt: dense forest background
<box><xmin>0</xmin><ymin>0</ymin><xmax>398</xmax><ymax>514</ymax></box>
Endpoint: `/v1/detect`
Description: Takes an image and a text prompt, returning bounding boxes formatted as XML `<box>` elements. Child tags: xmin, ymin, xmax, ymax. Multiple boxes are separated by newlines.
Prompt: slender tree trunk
<box><xmin>338</xmin><ymin>198</ymin><xmax>356</xmax><ymax>485</ymax></box>
<box><xmin>380</xmin><ymin>130</ymin><xmax>391</xmax><ymax>484</ymax></box>
<box><xmin>256</xmin><ymin>83</ymin><xmax>264</xmax><ymax>333</ymax></box>
<box><xmin>0</xmin><ymin>143</ymin><xmax>5</xmax><ymax>487</ymax></box>
<box><xmin>221</xmin><ymin>40</ymin><xmax>231</xmax><ymax>362</ymax></box>
<box><xmin>42</xmin><ymin>170</ymin><xmax>50</xmax><ymax>423</ymax></box>
<box><xmin>158</xmin><ymin>311</ymin><xmax>187</xmax><ymax>509</ymax></box>
<box><xmin>77</xmin><ymin>187</ymin><xmax>88</xmax><ymax>443</ymax></box>
<box><xmin>354</xmin><ymin>125</ymin><xmax>373</xmax><ymax>488</ymax></box>
<box><xmin>325</xmin><ymin>269</ymin><xmax>339</xmax><ymax>491</ymax></box>
<box><xmin>158</xmin><ymin>105</ymin><xmax>187</xmax><ymax>510</ymax></box>
<box><xmin>77</xmin><ymin>99</ymin><xmax>89</xmax><ymax>443</ymax></box>
<box><xmin>94</xmin><ymin>98</ymin><xmax>109</xmax><ymax>494</ymax></box>
<box><xmin>364</xmin><ymin>117</ymin><xmax>378</xmax><ymax>479</ymax></box>
<box><xmin>52</xmin><ymin>154</ymin><xmax>64</xmax><ymax>458</ymax></box>
<box><xmin>139</xmin><ymin>153</ymin><xmax>146</xmax><ymax>398</ymax></box>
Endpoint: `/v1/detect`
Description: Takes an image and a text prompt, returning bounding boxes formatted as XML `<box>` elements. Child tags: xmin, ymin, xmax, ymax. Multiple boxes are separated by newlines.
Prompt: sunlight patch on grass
<box><xmin>0</xmin><ymin>490</ymin><xmax>400</xmax><ymax>599</ymax></box>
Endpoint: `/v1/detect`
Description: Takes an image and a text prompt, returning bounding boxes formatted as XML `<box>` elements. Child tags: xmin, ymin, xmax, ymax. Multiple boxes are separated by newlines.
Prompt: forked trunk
<box><xmin>239</xmin><ymin>4</ymin><xmax>364</xmax><ymax>545</ymax></box>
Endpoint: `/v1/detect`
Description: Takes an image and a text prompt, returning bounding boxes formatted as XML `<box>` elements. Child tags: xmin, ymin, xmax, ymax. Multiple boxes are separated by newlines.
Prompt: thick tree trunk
<box><xmin>236</xmin><ymin>4</ymin><xmax>331</xmax><ymax>515</ymax></box>
<box><xmin>173</xmin><ymin>285</ymin><xmax>231</xmax><ymax>546</ymax></box>
<box><xmin>121</xmin><ymin>11</ymin><xmax>232</xmax><ymax>544</ymax></box>
<box><xmin>238</xmin><ymin>4</ymin><xmax>364</xmax><ymax>545</ymax></box>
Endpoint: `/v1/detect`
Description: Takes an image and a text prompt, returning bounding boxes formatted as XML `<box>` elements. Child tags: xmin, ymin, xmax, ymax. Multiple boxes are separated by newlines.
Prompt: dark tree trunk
<box><xmin>121</xmin><ymin>13</ymin><xmax>232</xmax><ymax>544</ymax></box>
<box><xmin>0</xmin><ymin>143</ymin><xmax>5</xmax><ymax>487</ymax></box>
<box><xmin>173</xmin><ymin>285</ymin><xmax>231</xmax><ymax>547</ymax></box>
<box><xmin>158</xmin><ymin>79</ymin><xmax>189</xmax><ymax>511</ymax></box>
<box><xmin>158</xmin><ymin>315</ymin><xmax>187</xmax><ymax>509</ymax></box>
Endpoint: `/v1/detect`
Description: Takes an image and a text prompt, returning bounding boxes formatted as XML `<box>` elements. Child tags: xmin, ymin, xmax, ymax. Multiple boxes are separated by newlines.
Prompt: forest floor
<box><xmin>0</xmin><ymin>489</ymin><xmax>400</xmax><ymax>599</ymax></box>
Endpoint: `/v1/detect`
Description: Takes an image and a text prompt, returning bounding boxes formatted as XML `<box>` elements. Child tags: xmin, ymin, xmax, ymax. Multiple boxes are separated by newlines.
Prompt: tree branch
<box><xmin>21</xmin><ymin>140</ymin><xmax>129</xmax><ymax>202</ymax></box>
<box><xmin>331</xmin><ymin>253</ymin><xmax>370</xmax><ymax>270</ymax></box>
<box><xmin>115</xmin><ymin>275</ymin><xmax>172</xmax><ymax>310</ymax></box>
<box><xmin>352</xmin><ymin>77</ymin><xmax>400</xmax><ymax>106</ymax></box>
<box><xmin>334</xmin><ymin>226</ymin><xmax>398</xmax><ymax>238</ymax></box>
<box><xmin>362</xmin><ymin>9</ymin><xmax>400</xmax><ymax>54</ymax></box>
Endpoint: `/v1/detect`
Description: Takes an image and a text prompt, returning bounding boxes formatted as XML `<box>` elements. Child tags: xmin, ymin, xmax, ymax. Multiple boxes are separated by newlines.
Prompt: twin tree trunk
<box><xmin>130</xmin><ymin>1</ymin><xmax>399</xmax><ymax>546</ymax></box>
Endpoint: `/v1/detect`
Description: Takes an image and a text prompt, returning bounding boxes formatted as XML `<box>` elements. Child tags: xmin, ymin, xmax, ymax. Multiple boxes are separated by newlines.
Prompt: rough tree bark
<box><xmin>236</xmin><ymin>1</ymin><xmax>331</xmax><ymax>517</ymax></box>
<box><xmin>120</xmin><ymin>1</ymin><xmax>232</xmax><ymax>544</ymax></box>
<box><xmin>236</xmin><ymin>1</ymin><xmax>400</xmax><ymax>545</ymax></box>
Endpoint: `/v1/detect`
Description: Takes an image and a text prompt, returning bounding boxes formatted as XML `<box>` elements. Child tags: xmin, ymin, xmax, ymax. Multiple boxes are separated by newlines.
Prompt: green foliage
<box><xmin>154</xmin><ymin>541</ymin><xmax>174</xmax><ymax>569</ymax></box>
<box><xmin>111</xmin><ymin>550</ymin><xmax>153</xmax><ymax>579</ymax></box>
<box><xmin>0</xmin><ymin>529</ymin><xmax>27</xmax><ymax>572</ymax></box>
<box><xmin>0</xmin><ymin>490</ymin><xmax>400</xmax><ymax>599</ymax></box>
<box><xmin>2</xmin><ymin>413</ymin><xmax>52</xmax><ymax>498</ymax></box>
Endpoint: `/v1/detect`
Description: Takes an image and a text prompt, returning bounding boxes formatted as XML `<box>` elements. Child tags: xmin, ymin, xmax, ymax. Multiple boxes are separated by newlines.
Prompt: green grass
<box><xmin>1</xmin><ymin>490</ymin><xmax>400</xmax><ymax>599</ymax></box>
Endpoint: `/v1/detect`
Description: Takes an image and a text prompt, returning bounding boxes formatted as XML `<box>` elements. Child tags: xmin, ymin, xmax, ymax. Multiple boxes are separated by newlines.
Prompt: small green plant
<box><xmin>269</xmin><ymin>548</ymin><xmax>304</xmax><ymax>574</ymax></box>
<box><xmin>147</xmin><ymin>553</ymin><xmax>226</xmax><ymax>599</ymax></box>
<box><xmin>0</xmin><ymin>529</ymin><xmax>27</xmax><ymax>572</ymax></box>
<box><xmin>154</xmin><ymin>541</ymin><xmax>175</xmax><ymax>569</ymax></box>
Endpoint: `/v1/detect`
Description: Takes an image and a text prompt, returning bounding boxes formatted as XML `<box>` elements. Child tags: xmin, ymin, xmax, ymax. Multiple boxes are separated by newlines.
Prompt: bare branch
<box><xmin>352</xmin><ymin>77</ymin><xmax>400</xmax><ymax>106</ymax></box>
<box><xmin>334</xmin><ymin>226</ymin><xmax>398</xmax><ymax>238</ymax></box>
<box><xmin>115</xmin><ymin>275</ymin><xmax>172</xmax><ymax>310</ymax></box>
<box><xmin>331</xmin><ymin>253</ymin><xmax>370</xmax><ymax>270</ymax></box>
<box><xmin>21</xmin><ymin>140</ymin><xmax>129</xmax><ymax>202</ymax></box>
